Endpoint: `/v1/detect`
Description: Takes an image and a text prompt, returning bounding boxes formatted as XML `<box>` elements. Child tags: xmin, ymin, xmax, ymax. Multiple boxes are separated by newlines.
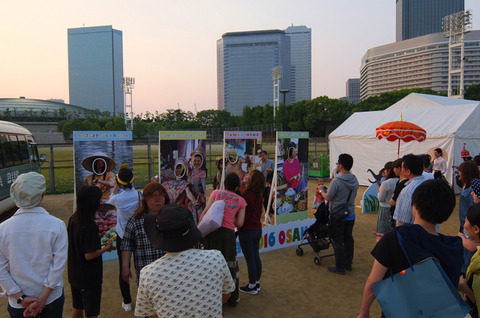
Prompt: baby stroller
<box><xmin>295</xmin><ymin>201</ymin><xmax>334</xmax><ymax>265</ymax></box>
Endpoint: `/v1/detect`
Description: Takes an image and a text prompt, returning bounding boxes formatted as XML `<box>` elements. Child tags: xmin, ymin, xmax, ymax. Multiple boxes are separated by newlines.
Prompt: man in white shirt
<box><xmin>0</xmin><ymin>172</ymin><xmax>67</xmax><ymax>318</ymax></box>
<box><xmin>137</xmin><ymin>204</ymin><xmax>235</xmax><ymax>317</ymax></box>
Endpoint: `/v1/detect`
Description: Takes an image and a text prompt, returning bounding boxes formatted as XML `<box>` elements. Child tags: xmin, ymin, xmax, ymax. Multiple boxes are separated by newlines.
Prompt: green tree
<box><xmin>465</xmin><ymin>84</ymin><xmax>480</xmax><ymax>101</ymax></box>
<box><xmin>133</xmin><ymin>120</ymin><xmax>148</xmax><ymax>138</ymax></box>
<box><xmin>353</xmin><ymin>88</ymin><xmax>441</xmax><ymax>113</ymax></box>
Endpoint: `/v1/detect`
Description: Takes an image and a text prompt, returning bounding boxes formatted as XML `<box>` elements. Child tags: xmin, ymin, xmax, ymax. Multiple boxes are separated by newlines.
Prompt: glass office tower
<box><xmin>285</xmin><ymin>25</ymin><xmax>311</xmax><ymax>102</ymax></box>
<box><xmin>396</xmin><ymin>0</ymin><xmax>464</xmax><ymax>41</ymax></box>
<box><xmin>68</xmin><ymin>25</ymin><xmax>124</xmax><ymax>114</ymax></box>
<box><xmin>217</xmin><ymin>30</ymin><xmax>292</xmax><ymax>116</ymax></box>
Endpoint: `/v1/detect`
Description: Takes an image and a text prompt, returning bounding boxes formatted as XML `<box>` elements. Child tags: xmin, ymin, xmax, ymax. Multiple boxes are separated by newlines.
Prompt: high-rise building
<box><xmin>396</xmin><ymin>0</ymin><xmax>464</xmax><ymax>41</ymax></box>
<box><xmin>360</xmin><ymin>31</ymin><xmax>480</xmax><ymax>100</ymax></box>
<box><xmin>217</xmin><ymin>26</ymin><xmax>311</xmax><ymax>116</ymax></box>
<box><xmin>285</xmin><ymin>26</ymin><xmax>311</xmax><ymax>102</ymax></box>
<box><xmin>68</xmin><ymin>25</ymin><xmax>124</xmax><ymax>115</ymax></box>
<box><xmin>345</xmin><ymin>78</ymin><xmax>360</xmax><ymax>104</ymax></box>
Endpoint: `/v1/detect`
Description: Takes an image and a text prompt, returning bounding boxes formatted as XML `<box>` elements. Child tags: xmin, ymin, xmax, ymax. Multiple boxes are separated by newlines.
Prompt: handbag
<box><xmin>197</xmin><ymin>198</ymin><xmax>225</xmax><ymax>237</ymax></box>
<box><xmin>372</xmin><ymin>231</ymin><xmax>470</xmax><ymax>318</ymax></box>
<box><xmin>329</xmin><ymin>187</ymin><xmax>352</xmax><ymax>223</ymax></box>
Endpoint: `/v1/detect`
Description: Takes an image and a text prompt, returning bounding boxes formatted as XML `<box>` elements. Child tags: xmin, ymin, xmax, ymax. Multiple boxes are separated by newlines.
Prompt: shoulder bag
<box><xmin>329</xmin><ymin>180</ymin><xmax>352</xmax><ymax>223</ymax></box>
<box><xmin>197</xmin><ymin>192</ymin><xmax>225</xmax><ymax>237</ymax></box>
<box><xmin>372</xmin><ymin>230</ymin><xmax>470</xmax><ymax>318</ymax></box>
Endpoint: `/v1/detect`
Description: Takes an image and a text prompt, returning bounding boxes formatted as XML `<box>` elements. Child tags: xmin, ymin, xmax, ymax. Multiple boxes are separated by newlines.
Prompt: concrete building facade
<box><xmin>396</xmin><ymin>0</ymin><xmax>464</xmax><ymax>42</ymax></box>
<box><xmin>68</xmin><ymin>25</ymin><xmax>124</xmax><ymax>115</ymax></box>
<box><xmin>360</xmin><ymin>31</ymin><xmax>480</xmax><ymax>100</ymax></box>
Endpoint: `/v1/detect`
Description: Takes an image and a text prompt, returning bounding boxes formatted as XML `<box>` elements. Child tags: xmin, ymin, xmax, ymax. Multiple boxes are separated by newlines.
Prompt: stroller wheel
<box><xmin>314</xmin><ymin>256</ymin><xmax>322</xmax><ymax>265</ymax></box>
<box><xmin>296</xmin><ymin>247</ymin><xmax>304</xmax><ymax>256</ymax></box>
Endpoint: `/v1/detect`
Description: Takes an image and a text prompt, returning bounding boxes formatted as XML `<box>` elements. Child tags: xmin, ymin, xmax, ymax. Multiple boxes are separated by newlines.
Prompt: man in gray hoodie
<box><xmin>321</xmin><ymin>153</ymin><xmax>359</xmax><ymax>275</ymax></box>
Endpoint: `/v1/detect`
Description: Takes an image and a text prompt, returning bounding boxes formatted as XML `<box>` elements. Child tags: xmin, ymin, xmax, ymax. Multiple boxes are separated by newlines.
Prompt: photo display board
<box><xmin>274</xmin><ymin>131</ymin><xmax>309</xmax><ymax>224</ymax></box>
<box><xmin>222</xmin><ymin>131</ymin><xmax>262</xmax><ymax>192</ymax></box>
<box><xmin>73</xmin><ymin>131</ymin><xmax>133</xmax><ymax>261</ymax></box>
<box><xmin>159</xmin><ymin>131</ymin><xmax>207</xmax><ymax>225</ymax></box>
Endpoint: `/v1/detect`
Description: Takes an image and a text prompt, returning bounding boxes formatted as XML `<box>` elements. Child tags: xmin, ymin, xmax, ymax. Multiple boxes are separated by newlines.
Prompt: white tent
<box><xmin>329</xmin><ymin>93</ymin><xmax>480</xmax><ymax>186</ymax></box>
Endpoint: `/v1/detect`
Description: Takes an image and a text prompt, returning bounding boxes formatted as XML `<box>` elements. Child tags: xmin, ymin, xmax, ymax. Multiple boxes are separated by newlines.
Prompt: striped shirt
<box><xmin>393</xmin><ymin>175</ymin><xmax>426</xmax><ymax>224</ymax></box>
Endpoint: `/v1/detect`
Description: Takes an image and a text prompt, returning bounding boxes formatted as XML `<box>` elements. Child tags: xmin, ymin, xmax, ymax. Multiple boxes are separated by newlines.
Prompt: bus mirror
<box><xmin>39</xmin><ymin>154</ymin><xmax>46</xmax><ymax>163</ymax></box>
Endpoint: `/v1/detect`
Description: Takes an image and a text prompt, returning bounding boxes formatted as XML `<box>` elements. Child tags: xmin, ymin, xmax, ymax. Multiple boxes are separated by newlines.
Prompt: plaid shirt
<box><xmin>120</xmin><ymin>213</ymin><xmax>165</xmax><ymax>280</ymax></box>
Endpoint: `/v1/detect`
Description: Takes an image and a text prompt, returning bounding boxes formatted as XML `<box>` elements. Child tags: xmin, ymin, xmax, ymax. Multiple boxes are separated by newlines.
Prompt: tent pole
<box><xmin>397</xmin><ymin>139</ymin><xmax>400</xmax><ymax>158</ymax></box>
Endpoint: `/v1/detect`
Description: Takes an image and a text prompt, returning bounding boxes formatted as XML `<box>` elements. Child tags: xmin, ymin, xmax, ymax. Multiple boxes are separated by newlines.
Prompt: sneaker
<box><xmin>345</xmin><ymin>265</ymin><xmax>353</xmax><ymax>271</ymax></box>
<box><xmin>240</xmin><ymin>284</ymin><xmax>258</xmax><ymax>295</ymax></box>
<box><xmin>255</xmin><ymin>283</ymin><xmax>261</xmax><ymax>292</ymax></box>
<box><xmin>328</xmin><ymin>266</ymin><xmax>346</xmax><ymax>275</ymax></box>
<box><xmin>122</xmin><ymin>302</ymin><xmax>132</xmax><ymax>312</ymax></box>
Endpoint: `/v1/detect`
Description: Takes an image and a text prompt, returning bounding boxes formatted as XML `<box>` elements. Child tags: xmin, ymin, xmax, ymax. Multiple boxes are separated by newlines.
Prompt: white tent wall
<box><xmin>329</xmin><ymin>93</ymin><xmax>480</xmax><ymax>187</ymax></box>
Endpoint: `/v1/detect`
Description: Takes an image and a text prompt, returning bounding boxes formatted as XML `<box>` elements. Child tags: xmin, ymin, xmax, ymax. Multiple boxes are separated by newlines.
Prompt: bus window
<box><xmin>8</xmin><ymin>135</ymin><xmax>22</xmax><ymax>166</ymax></box>
<box><xmin>17</xmin><ymin>135</ymin><xmax>29</xmax><ymax>164</ymax></box>
<box><xmin>0</xmin><ymin>134</ymin><xmax>14</xmax><ymax>168</ymax></box>
<box><xmin>27</xmin><ymin>136</ymin><xmax>39</xmax><ymax>162</ymax></box>
<box><xmin>0</xmin><ymin>135</ymin><xmax>4</xmax><ymax>169</ymax></box>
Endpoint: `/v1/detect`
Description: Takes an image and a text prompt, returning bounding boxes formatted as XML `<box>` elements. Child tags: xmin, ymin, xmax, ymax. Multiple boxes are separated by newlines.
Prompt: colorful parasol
<box><xmin>376</xmin><ymin>120</ymin><xmax>426</xmax><ymax>157</ymax></box>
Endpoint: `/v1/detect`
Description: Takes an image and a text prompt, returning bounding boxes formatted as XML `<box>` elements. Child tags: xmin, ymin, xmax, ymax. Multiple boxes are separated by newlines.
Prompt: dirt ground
<box><xmin>0</xmin><ymin>180</ymin><xmax>461</xmax><ymax>317</ymax></box>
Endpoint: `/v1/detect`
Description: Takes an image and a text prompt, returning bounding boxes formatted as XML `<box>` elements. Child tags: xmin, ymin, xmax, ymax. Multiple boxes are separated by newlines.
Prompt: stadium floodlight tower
<box><xmin>272</xmin><ymin>66</ymin><xmax>282</xmax><ymax>118</ymax></box>
<box><xmin>122</xmin><ymin>77</ymin><xmax>135</xmax><ymax>130</ymax></box>
<box><xmin>443</xmin><ymin>10</ymin><xmax>472</xmax><ymax>99</ymax></box>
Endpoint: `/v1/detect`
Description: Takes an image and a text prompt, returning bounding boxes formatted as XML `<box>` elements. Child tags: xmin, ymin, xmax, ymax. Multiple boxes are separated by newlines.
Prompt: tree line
<box><xmin>3</xmin><ymin>85</ymin><xmax>480</xmax><ymax>139</ymax></box>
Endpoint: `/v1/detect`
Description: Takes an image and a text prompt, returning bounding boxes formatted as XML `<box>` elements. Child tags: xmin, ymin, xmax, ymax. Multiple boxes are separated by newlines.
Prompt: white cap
<box><xmin>10</xmin><ymin>172</ymin><xmax>46</xmax><ymax>208</ymax></box>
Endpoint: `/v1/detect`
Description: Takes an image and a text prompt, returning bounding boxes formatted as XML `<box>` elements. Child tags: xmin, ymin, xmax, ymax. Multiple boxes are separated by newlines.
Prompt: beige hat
<box><xmin>10</xmin><ymin>172</ymin><xmax>46</xmax><ymax>209</ymax></box>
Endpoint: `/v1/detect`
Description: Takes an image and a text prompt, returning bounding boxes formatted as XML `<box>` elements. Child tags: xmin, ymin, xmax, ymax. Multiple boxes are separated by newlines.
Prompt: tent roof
<box><xmin>387</xmin><ymin>93</ymin><xmax>478</xmax><ymax>109</ymax></box>
<box><xmin>330</xmin><ymin>93</ymin><xmax>480</xmax><ymax>140</ymax></box>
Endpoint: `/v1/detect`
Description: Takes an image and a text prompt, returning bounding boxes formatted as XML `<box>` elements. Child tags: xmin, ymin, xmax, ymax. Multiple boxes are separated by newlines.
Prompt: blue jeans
<box><xmin>8</xmin><ymin>292</ymin><xmax>64</xmax><ymax>318</ymax></box>
<box><xmin>238</xmin><ymin>229</ymin><xmax>262</xmax><ymax>284</ymax></box>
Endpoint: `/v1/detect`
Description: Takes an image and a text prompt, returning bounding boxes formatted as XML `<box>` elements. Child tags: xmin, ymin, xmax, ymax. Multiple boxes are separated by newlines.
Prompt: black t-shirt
<box><xmin>67</xmin><ymin>215</ymin><xmax>102</xmax><ymax>288</ymax></box>
<box><xmin>371</xmin><ymin>224</ymin><xmax>463</xmax><ymax>287</ymax></box>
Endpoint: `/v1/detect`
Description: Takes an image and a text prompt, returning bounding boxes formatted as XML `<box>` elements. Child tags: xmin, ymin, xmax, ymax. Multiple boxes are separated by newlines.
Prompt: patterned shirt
<box><xmin>135</xmin><ymin>249</ymin><xmax>235</xmax><ymax>318</ymax></box>
<box><xmin>120</xmin><ymin>213</ymin><xmax>165</xmax><ymax>280</ymax></box>
<box><xmin>393</xmin><ymin>175</ymin><xmax>426</xmax><ymax>224</ymax></box>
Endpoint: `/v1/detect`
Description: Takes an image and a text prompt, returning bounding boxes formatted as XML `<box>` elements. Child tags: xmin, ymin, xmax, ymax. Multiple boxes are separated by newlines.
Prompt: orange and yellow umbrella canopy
<box><xmin>376</xmin><ymin>119</ymin><xmax>426</xmax><ymax>157</ymax></box>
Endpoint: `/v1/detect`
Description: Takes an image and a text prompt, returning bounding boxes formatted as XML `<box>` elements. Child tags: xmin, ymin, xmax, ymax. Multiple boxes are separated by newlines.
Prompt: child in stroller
<box><xmin>296</xmin><ymin>200</ymin><xmax>334</xmax><ymax>265</ymax></box>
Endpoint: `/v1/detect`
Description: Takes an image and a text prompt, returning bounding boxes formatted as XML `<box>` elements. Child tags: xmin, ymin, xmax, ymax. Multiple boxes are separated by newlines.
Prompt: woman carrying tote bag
<box><xmin>200</xmin><ymin>172</ymin><xmax>246</xmax><ymax>307</ymax></box>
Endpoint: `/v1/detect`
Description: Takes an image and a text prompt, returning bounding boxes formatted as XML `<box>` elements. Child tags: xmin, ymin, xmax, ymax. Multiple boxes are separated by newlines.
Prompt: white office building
<box><xmin>360</xmin><ymin>31</ymin><xmax>480</xmax><ymax>100</ymax></box>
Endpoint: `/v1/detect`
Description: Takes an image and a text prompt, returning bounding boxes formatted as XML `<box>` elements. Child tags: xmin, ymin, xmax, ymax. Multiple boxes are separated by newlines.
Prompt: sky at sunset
<box><xmin>1</xmin><ymin>1</ymin><xmax>480</xmax><ymax>116</ymax></box>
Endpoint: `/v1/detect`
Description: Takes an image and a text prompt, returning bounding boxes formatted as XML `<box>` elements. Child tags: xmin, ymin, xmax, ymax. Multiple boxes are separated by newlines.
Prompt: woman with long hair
<box><xmin>238</xmin><ymin>170</ymin><xmax>265</xmax><ymax>295</ymax></box>
<box><xmin>457</xmin><ymin>161</ymin><xmax>480</xmax><ymax>273</ymax></box>
<box><xmin>375</xmin><ymin>161</ymin><xmax>398</xmax><ymax>234</ymax></box>
<box><xmin>200</xmin><ymin>172</ymin><xmax>246</xmax><ymax>306</ymax></box>
<box><xmin>68</xmin><ymin>186</ymin><xmax>115</xmax><ymax>318</ymax></box>
<box><xmin>107</xmin><ymin>164</ymin><xmax>138</xmax><ymax>312</ymax></box>
<box><xmin>120</xmin><ymin>182</ymin><xmax>169</xmax><ymax>287</ymax></box>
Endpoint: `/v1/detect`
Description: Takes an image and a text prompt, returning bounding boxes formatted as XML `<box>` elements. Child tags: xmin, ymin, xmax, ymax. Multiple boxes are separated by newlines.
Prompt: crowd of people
<box><xmin>0</xmin><ymin>157</ymin><xmax>266</xmax><ymax>317</ymax></box>
<box><xmin>357</xmin><ymin>149</ymin><xmax>480</xmax><ymax>317</ymax></box>
<box><xmin>4</xmin><ymin>148</ymin><xmax>480</xmax><ymax>317</ymax></box>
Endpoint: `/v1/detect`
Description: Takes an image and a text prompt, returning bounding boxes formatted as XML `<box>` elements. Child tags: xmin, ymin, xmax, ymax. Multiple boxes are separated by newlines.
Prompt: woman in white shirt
<box><xmin>107</xmin><ymin>164</ymin><xmax>140</xmax><ymax>312</ymax></box>
<box><xmin>376</xmin><ymin>161</ymin><xmax>398</xmax><ymax>234</ymax></box>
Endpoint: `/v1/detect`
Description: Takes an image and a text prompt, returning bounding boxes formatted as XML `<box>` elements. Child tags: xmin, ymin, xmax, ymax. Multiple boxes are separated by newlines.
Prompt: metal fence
<box><xmin>38</xmin><ymin>137</ymin><xmax>328</xmax><ymax>193</ymax></box>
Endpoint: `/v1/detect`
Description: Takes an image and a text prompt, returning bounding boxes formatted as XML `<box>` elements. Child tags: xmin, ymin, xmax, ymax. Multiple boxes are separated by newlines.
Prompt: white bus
<box><xmin>0</xmin><ymin>121</ymin><xmax>44</xmax><ymax>214</ymax></box>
